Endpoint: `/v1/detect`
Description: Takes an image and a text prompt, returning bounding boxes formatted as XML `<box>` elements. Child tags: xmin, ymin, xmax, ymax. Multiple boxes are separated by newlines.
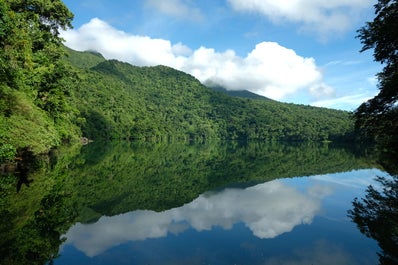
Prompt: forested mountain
<box><xmin>0</xmin><ymin>0</ymin><xmax>355</xmax><ymax>162</ymax></box>
<box><xmin>64</xmin><ymin>48</ymin><xmax>354</xmax><ymax>142</ymax></box>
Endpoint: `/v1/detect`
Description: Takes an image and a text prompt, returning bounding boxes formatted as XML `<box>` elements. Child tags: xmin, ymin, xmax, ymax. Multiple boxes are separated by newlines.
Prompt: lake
<box><xmin>0</xmin><ymin>141</ymin><xmax>396</xmax><ymax>265</ymax></box>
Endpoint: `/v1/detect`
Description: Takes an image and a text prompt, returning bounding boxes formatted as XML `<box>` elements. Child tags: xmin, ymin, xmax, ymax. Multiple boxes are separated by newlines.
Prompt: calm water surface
<box><xmin>1</xmin><ymin>141</ymin><xmax>395</xmax><ymax>265</ymax></box>
<box><xmin>56</xmin><ymin>169</ymin><xmax>386</xmax><ymax>265</ymax></box>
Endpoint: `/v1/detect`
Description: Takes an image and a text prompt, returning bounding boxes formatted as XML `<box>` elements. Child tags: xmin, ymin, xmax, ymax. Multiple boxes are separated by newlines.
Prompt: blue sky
<box><xmin>61</xmin><ymin>0</ymin><xmax>381</xmax><ymax>111</ymax></box>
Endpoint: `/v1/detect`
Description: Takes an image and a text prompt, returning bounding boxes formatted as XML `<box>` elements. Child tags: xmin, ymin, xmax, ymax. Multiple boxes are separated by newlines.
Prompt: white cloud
<box><xmin>312</xmin><ymin>169</ymin><xmax>384</xmax><ymax>189</ymax></box>
<box><xmin>172</xmin><ymin>42</ymin><xmax>193</xmax><ymax>56</ymax></box>
<box><xmin>62</xmin><ymin>18</ymin><xmax>332</xmax><ymax>101</ymax></box>
<box><xmin>62</xmin><ymin>18</ymin><xmax>185</xmax><ymax>67</ymax></box>
<box><xmin>227</xmin><ymin>0</ymin><xmax>373</xmax><ymax>39</ymax></box>
<box><xmin>63</xmin><ymin>179</ymin><xmax>327</xmax><ymax>257</ymax></box>
<box><xmin>187</xmin><ymin>42</ymin><xmax>327</xmax><ymax>100</ymax></box>
<box><xmin>325</xmin><ymin>60</ymin><xmax>362</xmax><ymax>67</ymax></box>
<box><xmin>144</xmin><ymin>0</ymin><xmax>203</xmax><ymax>22</ymax></box>
<box><xmin>311</xmin><ymin>93</ymin><xmax>373</xmax><ymax>110</ymax></box>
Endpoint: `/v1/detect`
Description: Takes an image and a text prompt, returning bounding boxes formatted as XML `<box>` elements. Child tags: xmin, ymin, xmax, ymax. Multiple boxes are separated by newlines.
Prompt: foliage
<box><xmin>63</xmin><ymin>46</ymin><xmax>105</xmax><ymax>69</ymax></box>
<box><xmin>0</xmin><ymin>143</ymin><xmax>15</xmax><ymax>162</ymax></box>
<box><xmin>354</xmin><ymin>0</ymin><xmax>398</xmax><ymax>147</ymax></box>
<box><xmin>0</xmin><ymin>0</ymin><xmax>80</xmax><ymax>156</ymax></box>
<box><xmin>211</xmin><ymin>85</ymin><xmax>271</xmax><ymax>100</ymax></box>
<box><xmin>0</xmin><ymin>87</ymin><xmax>61</xmax><ymax>154</ymax></box>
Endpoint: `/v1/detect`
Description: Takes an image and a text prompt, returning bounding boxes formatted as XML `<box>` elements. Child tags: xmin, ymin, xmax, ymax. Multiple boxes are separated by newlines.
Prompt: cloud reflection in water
<box><xmin>64</xmin><ymin>179</ymin><xmax>332</xmax><ymax>257</ymax></box>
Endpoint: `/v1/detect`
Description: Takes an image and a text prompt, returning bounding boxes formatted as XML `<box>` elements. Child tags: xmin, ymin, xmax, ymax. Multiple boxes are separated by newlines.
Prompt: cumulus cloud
<box><xmin>61</xmin><ymin>18</ymin><xmax>332</xmax><ymax>101</ymax></box>
<box><xmin>186</xmin><ymin>42</ymin><xmax>327</xmax><ymax>100</ymax></box>
<box><xmin>227</xmin><ymin>0</ymin><xmax>373</xmax><ymax>39</ymax></box>
<box><xmin>145</xmin><ymin>0</ymin><xmax>203</xmax><ymax>22</ymax></box>
<box><xmin>63</xmin><ymin>180</ymin><xmax>327</xmax><ymax>257</ymax></box>
<box><xmin>62</xmin><ymin>18</ymin><xmax>187</xmax><ymax>67</ymax></box>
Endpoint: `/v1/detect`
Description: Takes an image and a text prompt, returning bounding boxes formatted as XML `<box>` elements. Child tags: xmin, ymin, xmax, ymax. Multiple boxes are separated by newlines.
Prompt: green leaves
<box><xmin>355</xmin><ymin>0</ymin><xmax>398</xmax><ymax>146</ymax></box>
<box><xmin>6</xmin><ymin>0</ymin><xmax>73</xmax><ymax>37</ymax></box>
<box><xmin>0</xmin><ymin>143</ymin><xmax>16</xmax><ymax>163</ymax></box>
<box><xmin>0</xmin><ymin>0</ymin><xmax>80</xmax><ymax>155</ymax></box>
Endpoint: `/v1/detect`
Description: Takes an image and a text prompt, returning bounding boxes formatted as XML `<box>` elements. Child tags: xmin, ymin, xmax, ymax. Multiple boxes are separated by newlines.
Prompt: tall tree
<box><xmin>354</xmin><ymin>0</ymin><xmax>398</xmax><ymax>147</ymax></box>
<box><xmin>0</xmin><ymin>0</ymin><xmax>78</xmax><ymax>157</ymax></box>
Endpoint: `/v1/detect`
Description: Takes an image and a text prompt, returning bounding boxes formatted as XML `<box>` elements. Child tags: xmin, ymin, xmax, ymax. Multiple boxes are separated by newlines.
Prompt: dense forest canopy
<box><xmin>1</xmin><ymin>0</ymin><xmax>356</xmax><ymax>162</ymax></box>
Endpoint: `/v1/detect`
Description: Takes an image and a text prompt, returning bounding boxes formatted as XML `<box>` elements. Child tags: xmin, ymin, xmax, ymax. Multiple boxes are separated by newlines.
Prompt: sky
<box><xmin>61</xmin><ymin>0</ymin><xmax>382</xmax><ymax>111</ymax></box>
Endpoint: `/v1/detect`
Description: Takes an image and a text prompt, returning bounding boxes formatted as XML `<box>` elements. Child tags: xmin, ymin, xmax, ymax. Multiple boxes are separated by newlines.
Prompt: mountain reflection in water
<box><xmin>64</xmin><ymin>179</ymin><xmax>331</xmax><ymax>257</ymax></box>
<box><xmin>0</xmin><ymin>141</ymin><xmax>390</xmax><ymax>265</ymax></box>
<box><xmin>55</xmin><ymin>168</ymin><xmax>386</xmax><ymax>265</ymax></box>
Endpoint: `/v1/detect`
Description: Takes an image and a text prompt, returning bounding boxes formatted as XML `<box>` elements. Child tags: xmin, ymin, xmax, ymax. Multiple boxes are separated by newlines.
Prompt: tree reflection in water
<box><xmin>348</xmin><ymin>154</ymin><xmax>398</xmax><ymax>265</ymax></box>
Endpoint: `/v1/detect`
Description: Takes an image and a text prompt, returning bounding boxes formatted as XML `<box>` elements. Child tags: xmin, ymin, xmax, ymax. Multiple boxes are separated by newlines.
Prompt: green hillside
<box><xmin>64</xmin><ymin>47</ymin><xmax>106</xmax><ymax>69</ymax></box>
<box><xmin>0</xmin><ymin>0</ymin><xmax>355</xmax><ymax>162</ymax></box>
<box><xmin>65</xmin><ymin>48</ymin><xmax>354</xmax><ymax>142</ymax></box>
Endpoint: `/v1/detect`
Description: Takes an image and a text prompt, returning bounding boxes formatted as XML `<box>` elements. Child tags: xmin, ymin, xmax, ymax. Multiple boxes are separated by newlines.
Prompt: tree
<box><xmin>354</xmin><ymin>0</ymin><xmax>398</xmax><ymax>147</ymax></box>
<box><xmin>0</xmin><ymin>0</ymin><xmax>79</xmax><ymax>153</ymax></box>
<box><xmin>0</xmin><ymin>0</ymin><xmax>73</xmax><ymax>87</ymax></box>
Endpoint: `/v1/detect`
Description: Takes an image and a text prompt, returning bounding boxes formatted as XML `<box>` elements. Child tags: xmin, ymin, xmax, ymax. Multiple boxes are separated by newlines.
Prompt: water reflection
<box><xmin>0</xmin><ymin>141</ymin><xmax>384</xmax><ymax>265</ymax></box>
<box><xmin>64</xmin><ymin>179</ymin><xmax>332</xmax><ymax>257</ymax></box>
<box><xmin>263</xmin><ymin>240</ymin><xmax>357</xmax><ymax>265</ymax></box>
<box><xmin>349</xmin><ymin>175</ymin><xmax>398</xmax><ymax>265</ymax></box>
<box><xmin>64</xmin><ymin>140</ymin><xmax>378</xmax><ymax>217</ymax></box>
<box><xmin>348</xmin><ymin>152</ymin><xmax>398</xmax><ymax>265</ymax></box>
